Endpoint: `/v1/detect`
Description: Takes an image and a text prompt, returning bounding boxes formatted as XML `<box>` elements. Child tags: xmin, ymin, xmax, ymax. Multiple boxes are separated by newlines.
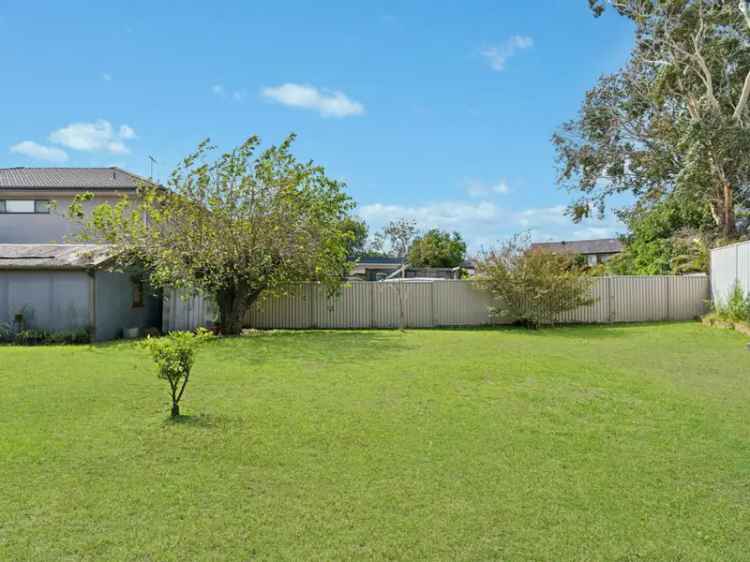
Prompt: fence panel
<box><xmin>314</xmin><ymin>283</ymin><xmax>372</xmax><ymax>328</ymax></box>
<box><xmin>163</xmin><ymin>275</ymin><xmax>709</xmax><ymax>332</ymax></box>
<box><xmin>557</xmin><ymin>278</ymin><xmax>610</xmax><ymax>324</ymax></box>
<box><xmin>669</xmin><ymin>275</ymin><xmax>710</xmax><ymax>319</ymax></box>
<box><xmin>163</xmin><ymin>288</ymin><xmax>215</xmax><ymax>332</ymax></box>
<box><xmin>612</xmin><ymin>276</ymin><xmax>669</xmax><ymax>322</ymax></box>
<box><xmin>248</xmin><ymin>285</ymin><xmax>313</xmax><ymax>329</ymax></box>
<box><xmin>711</xmin><ymin>242</ymin><xmax>741</xmax><ymax>304</ymax></box>
<box><xmin>433</xmin><ymin>280</ymin><xmax>496</xmax><ymax>325</ymax></box>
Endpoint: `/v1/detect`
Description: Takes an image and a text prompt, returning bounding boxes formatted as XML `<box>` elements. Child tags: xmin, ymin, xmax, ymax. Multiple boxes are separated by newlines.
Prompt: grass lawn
<box><xmin>2</xmin><ymin>323</ymin><xmax>750</xmax><ymax>561</ymax></box>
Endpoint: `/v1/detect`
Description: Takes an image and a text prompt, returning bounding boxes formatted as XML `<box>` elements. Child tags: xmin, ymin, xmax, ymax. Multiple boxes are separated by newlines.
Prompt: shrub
<box><xmin>714</xmin><ymin>283</ymin><xmax>750</xmax><ymax>323</ymax></box>
<box><xmin>0</xmin><ymin>325</ymin><xmax>91</xmax><ymax>345</ymax></box>
<box><xmin>476</xmin><ymin>235</ymin><xmax>597</xmax><ymax>328</ymax></box>
<box><xmin>141</xmin><ymin>328</ymin><xmax>214</xmax><ymax>418</ymax></box>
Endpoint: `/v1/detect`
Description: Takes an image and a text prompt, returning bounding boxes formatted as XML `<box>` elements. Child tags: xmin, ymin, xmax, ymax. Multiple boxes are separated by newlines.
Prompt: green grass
<box><xmin>2</xmin><ymin>323</ymin><xmax>750</xmax><ymax>561</ymax></box>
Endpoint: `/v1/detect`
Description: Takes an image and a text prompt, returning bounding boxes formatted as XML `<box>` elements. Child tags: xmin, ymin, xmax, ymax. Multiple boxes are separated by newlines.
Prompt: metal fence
<box><xmin>710</xmin><ymin>240</ymin><xmax>750</xmax><ymax>304</ymax></box>
<box><xmin>163</xmin><ymin>276</ymin><xmax>709</xmax><ymax>332</ymax></box>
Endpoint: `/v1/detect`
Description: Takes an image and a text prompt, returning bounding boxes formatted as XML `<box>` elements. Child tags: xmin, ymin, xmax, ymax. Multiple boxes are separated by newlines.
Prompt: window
<box><xmin>0</xmin><ymin>200</ymin><xmax>50</xmax><ymax>214</ymax></box>
<box><xmin>132</xmin><ymin>279</ymin><xmax>144</xmax><ymax>308</ymax></box>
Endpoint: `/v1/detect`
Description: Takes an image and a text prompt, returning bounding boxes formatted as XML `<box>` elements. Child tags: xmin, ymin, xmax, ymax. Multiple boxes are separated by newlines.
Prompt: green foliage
<box><xmin>0</xmin><ymin>325</ymin><xmax>91</xmax><ymax>345</ymax></box>
<box><xmin>141</xmin><ymin>328</ymin><xmax>214</xmax><ymax>417</ymax></box>
<box><xmin>476</xmin><ymin>235</ymin><xmax>596</xmax><ymax>328</ymax></box>
<box><xmin>607</xmin><ymin>197</ymin><xmax>714</xmax><ymax>275</ymax></box>
<box><xmin>341</xmin><ymin>216</ymin><xmax>369</xmax><ymax>259</ymax></box>
<box><xmin>0</xmin><ymin>305</ymin><xmax>90</xmax><ymax>345</ymax></box>
<box><xmin>407</xmin><ymin>229</ymin><xmax>467</xmax><ymax>268</ymax></box>
<box><xmin>714</xmin><ymin>282</ymin><xmax>750</xmax><ymax>323</ymax></box>
<box><xmin>69</xmin><ymin>134</ymin><xmax>355</xmax><ymax>334</ymax></box>
<box><xmin>556</xmin><ymin>1</ymin><xmax>750</xmax><ymax>239</ymax></box>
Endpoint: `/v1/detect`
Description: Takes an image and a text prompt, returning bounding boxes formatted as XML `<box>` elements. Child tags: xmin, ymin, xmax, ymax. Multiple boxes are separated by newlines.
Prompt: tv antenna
<box><xmin>147</xmin><ymin>155</ymin><xmax>158</xmax><ymax>180</ymax></box>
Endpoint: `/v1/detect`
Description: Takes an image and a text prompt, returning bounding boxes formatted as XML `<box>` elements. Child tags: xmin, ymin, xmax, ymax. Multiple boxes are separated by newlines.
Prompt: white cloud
<box><xmin>10</xmin><ymin>141</ymin><xmax>68</xmax><ymax>163</ymax></box>
<box><xmin>481</xmin><ymin>35</ymin><xmax>534</xmax><ymax>71</ymax></box>
<box><xmin>101</xmin><ymin>73</ymin><xmax>112</xmax><ymax>81</ymax></box>
<box><xmin>261</xmin><ymin>83</ymin><xmax>365</xmax><ymax>118</ymax></box>
<box><xmin>118</xmin><ymin>125</ymin><xmax>136</xmax><ymax>139</ymax></box>
<box><xmin>464</xmin><ymin>178</ymin><xmax>510</xmax><ymax>198</ymax></box>
<box><xmin>49</xmin><ymin>119</ymin><xmax>136</xmax><ymax>154</ymax></box>
<box><xmin>212</xmin><ymin>84</ymin><xmax>247</xmax><ymax>102</ymax></box>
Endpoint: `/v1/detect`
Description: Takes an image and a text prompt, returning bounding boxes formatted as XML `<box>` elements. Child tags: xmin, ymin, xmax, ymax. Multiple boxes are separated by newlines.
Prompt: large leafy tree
<box><xmin>70</xmin><ymin>134</ymin><xmax>355</xmax><ymax>334</ymax></box>
<box><xmin>408</xmin><ymin>229</ymin><xmax>467</xmax><ymax>268</ymax></box>
<box><xmin>556</xmin><ymin>0</ymin><xmax>750</xmax><ymax>239</ymax></box>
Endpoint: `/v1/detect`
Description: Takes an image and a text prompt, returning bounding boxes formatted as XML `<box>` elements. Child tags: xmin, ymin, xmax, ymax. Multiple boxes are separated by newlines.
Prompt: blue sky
<box><xmin>0</xmin><ymin>1</ymin><xmax>634</xmax><ymax>251</ymax></box>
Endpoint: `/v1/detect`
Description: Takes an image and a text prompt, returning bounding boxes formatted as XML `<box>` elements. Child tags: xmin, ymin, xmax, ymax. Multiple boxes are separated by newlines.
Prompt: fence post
<box><xmin>430</xmin><ymin>282</ymin><xmax>436</xmax><ymax>327</ymax></box>
<box><xmin>666</xmin><ymin>277</ymin><xmax>671</xmax><ymax>321</ymax></box>
<box><xmin>309</xmin><ymin>283</ymin><xmax>316</xmax><ymax>329</ymax></box>
<box><xmin>369</xmin><ymin>282</ymin><xmax>375</xmax><ymax>329</ymax></box>
<box><xmin>607</xmin><ymin>277</ymin><xmax>615</xmax><ymax>323</ymax></box>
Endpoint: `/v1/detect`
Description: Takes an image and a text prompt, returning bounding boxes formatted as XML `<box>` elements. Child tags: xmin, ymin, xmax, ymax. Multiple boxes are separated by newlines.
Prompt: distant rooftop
<box><xmin>354</xmin><ymin>255</ymin><xmax>404</xmax><ymax>265</ymax></box>
<box><xmin>0</xmin><ymin>244</ymin><xmax>113</xmax><ymax>270</ymax></box>
<box><xmin>0</xmin><ymin>167</ymin><xmax>154</xmax><ymax>191</ymax></box>
<box><xmin>530</xmin><ymin>238</ymin><xmax>624</xmax><ymax>255</ymax></box>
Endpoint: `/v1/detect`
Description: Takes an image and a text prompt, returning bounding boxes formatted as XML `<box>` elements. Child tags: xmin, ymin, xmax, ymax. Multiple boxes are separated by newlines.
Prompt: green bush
<box><xmin>0</xmin><ymin>325</ymin><xmax>91</xmax><ymax>345</ymax></box>
<box><xmin>476</xmin><ymin>235</ymin><xmax>597</xmax><ymax>328</ymax></box>
<box><xmin>141</xmin><ymin>328</ymin><xmax>214</xmax><ymax>418</ymax></box>
<box><xmin>714</xmin><ymin>283</ymin><xmax>750</xmax><ymax>323</ymax></box>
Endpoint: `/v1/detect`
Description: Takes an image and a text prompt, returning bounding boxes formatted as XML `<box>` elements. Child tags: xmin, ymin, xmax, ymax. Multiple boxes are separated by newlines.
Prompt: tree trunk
<box><xmin>171</xmin><ymin>403</ymin><xmax>180</xmax><ymax>418</ymax></box>
<box><xmin>216</xmin><ymin>283</ymin><xmax>260</xmax><ymax>335</ymax></box>
<box><xmin>722</xmin><ymin>182</ymin><xmax>736</xmax><ymax>239</ymax></box>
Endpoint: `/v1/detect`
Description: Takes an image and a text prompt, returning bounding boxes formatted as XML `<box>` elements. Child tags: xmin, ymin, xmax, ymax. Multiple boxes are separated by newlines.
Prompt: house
<box><xmin>0</xmin><ymin>168</ymin><xmax>161</xmax><ymax>340</ymax></box>
<box><xmin>530</xmin><ymin>238</ymin><xmax>624</xmax><ymax>266</ymax></box>
<box><xmin>349</xmin><ymin>256</ymin><xmax>405</xmax><ymax>281</ymax></box>
<box><xmin>0</xmin><ymin>244</ymin><xmax>161</xmax><ymax>341</ymax></box>
<box><xmin>0</xmin><ymin>167</ymin><xmax>149</xmax><ymax>243</ymax></box>
<box><xmin>348</xmin><ymin>255</ymin><xmax>474</xmax><ymax>281</ymax></box>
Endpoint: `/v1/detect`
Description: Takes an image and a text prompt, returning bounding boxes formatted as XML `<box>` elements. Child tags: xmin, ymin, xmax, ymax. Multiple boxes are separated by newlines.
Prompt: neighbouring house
<box><xmin>0</xmin><ymin>167</ymin><xmax>150</xmax><ymax>243</ymax></box>
<box><xmin>530</xmin><ymin>238</ymin><xmax>624</xmax><ymax>266</ymax></box>
<box><xmin>0</xmin><ymin>244</ymin><xmax>161</xmax><ymax>341</ymax></box>
<box><xmin>0</xmin><ymin>167</ymin><xmax>162</xmax><ymax>340</ymax></box>
<box><xmin>349</xmin><ymin>255</ymin><xmax>475</xmax><ymax>281</ymax></box>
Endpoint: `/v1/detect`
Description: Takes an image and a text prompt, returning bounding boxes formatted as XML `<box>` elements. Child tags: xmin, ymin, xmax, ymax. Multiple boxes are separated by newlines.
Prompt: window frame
<box><xmin>131</xmin><ymin>279</ymin><xmax>145</xmax><ymax>309</ymax></box>
<box><xmin>0</xmin><ymin>199</ymin><xmax>51</xmax><ymax>214</ymax></box>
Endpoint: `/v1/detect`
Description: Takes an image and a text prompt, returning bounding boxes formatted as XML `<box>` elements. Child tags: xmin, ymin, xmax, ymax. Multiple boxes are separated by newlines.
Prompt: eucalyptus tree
<box><xmin>556</xmin><ymin>0</ymin><xmax>750</xmax><ymax>238</ymax></box>
<box><xmin>69</xmin><ymin>134</ymin><xmax>355</xmax><ymax>334</ymax></box>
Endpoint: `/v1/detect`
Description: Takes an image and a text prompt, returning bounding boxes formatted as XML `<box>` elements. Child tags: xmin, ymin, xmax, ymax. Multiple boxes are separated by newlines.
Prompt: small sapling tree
<box><xmin>141</xmin><ymin>328</ymin><xmax>214</xmax><ymax>418</ymax></box>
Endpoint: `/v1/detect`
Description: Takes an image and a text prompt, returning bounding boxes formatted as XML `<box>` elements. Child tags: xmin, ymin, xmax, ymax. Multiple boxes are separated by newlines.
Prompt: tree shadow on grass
<box><xmin>206</xmin><ymin>329</ymin><xmax>417</xmax><ymax>366</ymax></box>
<box><xmin>163</xmin><ymin>412</ymin><xmax>245</xmax><ymax>429</ymax></box>
<box><xmin>428</xmin><ymin>323</ymin><xmax>631</xmax><ymax>339</ymax></box>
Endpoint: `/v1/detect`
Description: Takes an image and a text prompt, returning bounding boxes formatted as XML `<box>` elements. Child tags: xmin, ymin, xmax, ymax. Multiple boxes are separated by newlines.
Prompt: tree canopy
<box><xmin>606</xmin><ymin>195</ymin><xmax>714</xmax><ymax>274</ymax></box>
<box><xmin>69</xmin><ymin>134</ymin><xmax>355</xmax><ymax>334</ymax></box>
<box><xmin>556</xmin><ymin>0</ymin><xmax>750</xmax><ymax>240</ymax></box>
<box><xmin>407</xmin><ymin>229</ymin><xmax>467</xmax><ymax>268</ymax></box>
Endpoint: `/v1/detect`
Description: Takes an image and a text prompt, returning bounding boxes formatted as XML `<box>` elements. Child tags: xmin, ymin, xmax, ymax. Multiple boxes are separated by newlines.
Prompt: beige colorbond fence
<box><xmin>710</xmin><ymin>240</ymin><xmax>750</xmax><ymax>305</ymax></box>
<box><xmin>163</xmin><ymin>276</ymin><xmax>709</xmax><ymax>332</ymax></box>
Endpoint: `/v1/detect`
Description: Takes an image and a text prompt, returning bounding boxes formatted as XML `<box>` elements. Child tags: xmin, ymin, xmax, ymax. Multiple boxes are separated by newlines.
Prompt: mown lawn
<box><xmin>2</xmin><ymin>323</ymin><xmax>750</xmax><ymax>561</ymax></box>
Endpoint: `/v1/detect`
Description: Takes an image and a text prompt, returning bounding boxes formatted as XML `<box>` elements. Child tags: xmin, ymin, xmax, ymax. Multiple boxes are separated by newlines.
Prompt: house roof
<box><xmin>0</xmin><ymin>244</ymin><xmax>114</xmax><ymax>270</ymax></box>
<box><xmin>530</xmin><ymin>238</ymin><xmax>624</xmax><ymax>255</ymax></box>
<box><xmin>0</xmin><ymin>167</ymin><xmax>153</xmax><ymax>191</ymax></box>
<box><xmin>353</xmin><ymin>255</ymin><xmax>404</xmax><ymax>266</ymax></box>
